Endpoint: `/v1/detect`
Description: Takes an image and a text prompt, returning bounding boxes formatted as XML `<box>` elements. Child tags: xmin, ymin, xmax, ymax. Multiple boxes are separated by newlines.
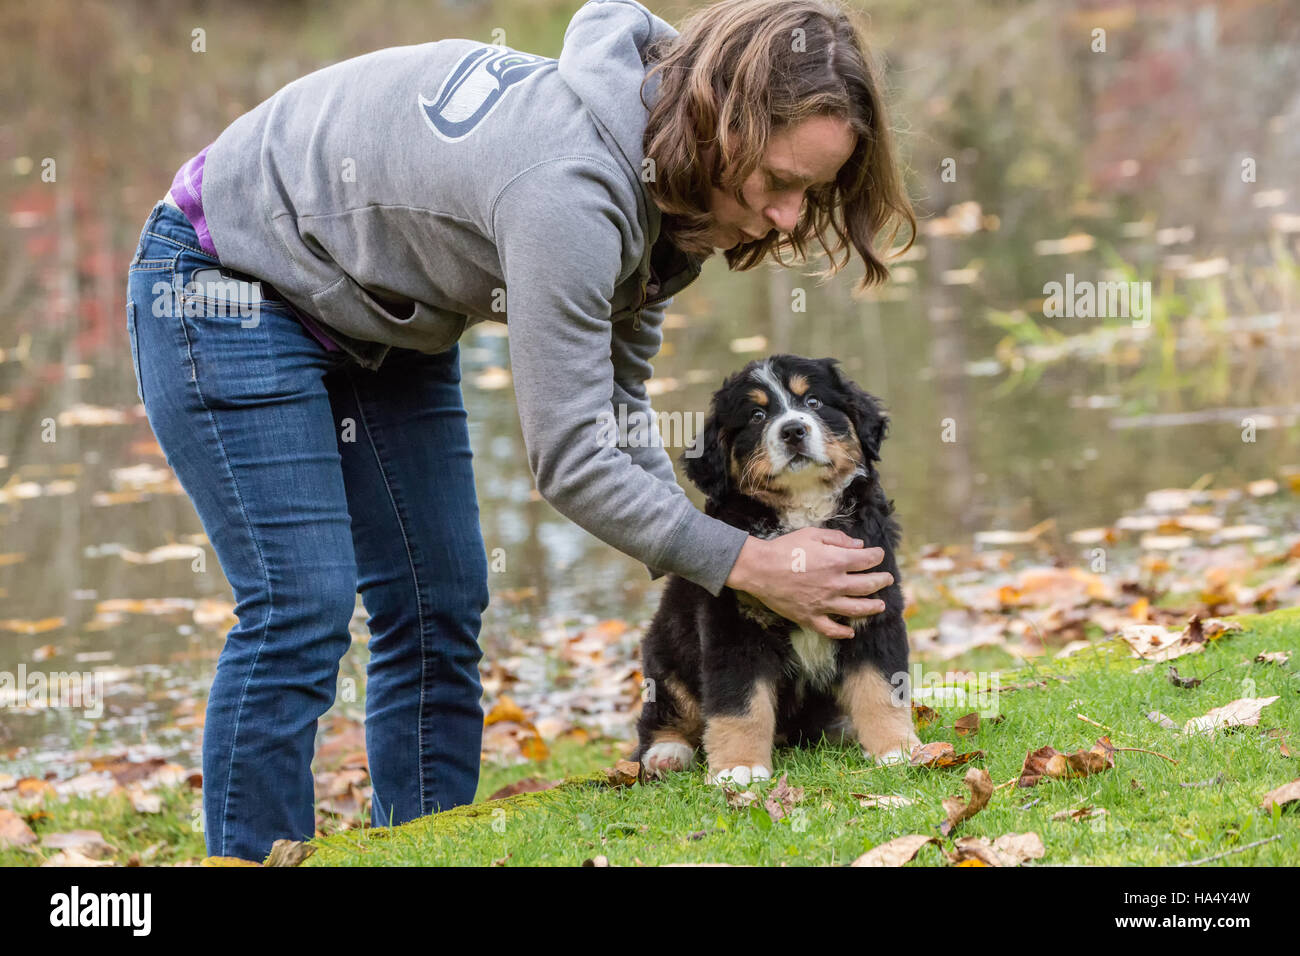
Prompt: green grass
<box><xmin>0</xmin><ymin>781</ymin><xmax>207</xmax><ymax>866</ymax></box>
<box><xmin>3</xmin><ymin>609</ymin><xmax>1295</xmax><ymax>867</ymax></box>
<box><xmin>301</xmin><ymin>609</ymin><xmax>1300</xmax><ymax>867</ymax></box>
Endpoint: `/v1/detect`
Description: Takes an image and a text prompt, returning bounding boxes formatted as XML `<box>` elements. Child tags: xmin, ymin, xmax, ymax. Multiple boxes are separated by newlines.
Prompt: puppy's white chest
<box><xmin>789</xmin><ymin>626</ymin><xmax>838</xmax><ymax>688</ymax></box>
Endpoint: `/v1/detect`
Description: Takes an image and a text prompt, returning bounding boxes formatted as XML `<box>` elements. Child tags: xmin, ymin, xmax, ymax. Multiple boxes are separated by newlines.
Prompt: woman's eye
<box><xmin>750</xmin><ymin>409</ymin><xmax>766</xmax><ymax>424</ymax></box>
<box><xmin>806</xmin><ymin>396</ymin><xmax>822</xmax><ymax>409</ymax></box>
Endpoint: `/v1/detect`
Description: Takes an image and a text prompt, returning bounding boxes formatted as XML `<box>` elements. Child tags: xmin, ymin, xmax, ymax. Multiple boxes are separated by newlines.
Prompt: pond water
<box><xmin>1</xmin><ymin>0</ymin><xmax>1298</xmax><ymax>772</ymax></box>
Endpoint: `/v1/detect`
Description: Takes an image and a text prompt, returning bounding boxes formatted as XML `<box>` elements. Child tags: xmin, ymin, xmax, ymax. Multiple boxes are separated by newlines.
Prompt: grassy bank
<box><xmin>2</xmin><ymin>609</ymin><xmax>1294</xmax><ymax>867</ymax></box>
<box><xmin>302</xmin><ymin>609</ymin><xmax>1299</xmax><ymax>867</ymax></box>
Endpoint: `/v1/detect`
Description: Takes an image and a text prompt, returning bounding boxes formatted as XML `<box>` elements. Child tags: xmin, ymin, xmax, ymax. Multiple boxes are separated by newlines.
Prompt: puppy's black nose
<box><xmin>780</xmin><ymin>421</ymin><xmax>807</xmax><ymax>446</ymax></box>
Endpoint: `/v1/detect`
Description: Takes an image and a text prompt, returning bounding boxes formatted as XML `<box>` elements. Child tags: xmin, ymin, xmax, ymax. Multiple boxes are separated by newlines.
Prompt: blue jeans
<box><xmin>125</xmin><ymin>201</ymin><xmax>489</xmax><ymax>862</ymax></box>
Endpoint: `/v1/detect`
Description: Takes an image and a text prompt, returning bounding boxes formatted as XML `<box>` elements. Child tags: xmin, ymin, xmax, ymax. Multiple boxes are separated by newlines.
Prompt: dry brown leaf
<box><xmin>850</xmin><ymin>834</ymin><xmax>939</xmax><ymax>867</ymax></box>
<box><xmin>912</xmin><ymin>704</ymin><xmax>940</xmax><ymax>728</ymax></box>
<box><xmin>1183</xmin><ymin>696</ymin><xmax>1280</xmax><ymax>737</ymax></box>
<box><xmin>954</xmin><ymin>712</ymin><xmax>981</xmax><ymax>736</ymax></box>
<box><xmin>940</xmin><ymin>767</ymin><xmax>992</xmax><ymax>836</ymax></box>
<box><xmin>947</xmin><ymin>832</ymin><xmax>1045</xmax><ymax>867</ymax></box>
<box><xmin>265</xmin><ymin>839</ymin><xmax>315</xmax><ymax>867</ymax></box>
<box><xmin>1052</xmin><ymin>806</ymin><xmax>1107</xmax><ymax>822</ymax></box>
<box><xmin>910</xmin><ymin>741</ymin><xmax>984</xmax><ymax>768</ymax></box>
<box><xmin>1260</xmin><ymin>779</ymin><xmax>1300</xmax><ymax>813</ymax></box>
<box><xmin>723</xmin><ymin>786</ymin><xmax>759</xmax><ymax>810</ymax></box>
<box><xmin>855</xmin><ymin>794</ymin><xmax>915</xmax><ymax>809</ymax></box>
<box><xmin>1018</xmin><ymin>737</ymin><xmax>1114</xmax><ymax>787</ymax></box>
<box><xmin>604</xmin><ymin>760</ymin><xmax>640</xmax><ymax>788</ymax></box>
<box><xmin>0</xmin><ymin>808</ymin><xmax>37</xmax><ymax>849</ymax></box>
<box><xmin>1147</xmin><ymin>710</ymin><xmax>1177</xmax><ymax>729</ymax></box>
<box><xmin>40</xmin><ymin>830</ymin><xmax>115</xmax><ymax>860</ymax></box>
<box><xmin>763</xmin><ymin>774</ymin><xmax>804</xmax><ymax>822</ymax></box>
<box><xmin>1255</xmin><ymin>651</ymin><xmax>1290</xmax><ymax>666</ymax></box>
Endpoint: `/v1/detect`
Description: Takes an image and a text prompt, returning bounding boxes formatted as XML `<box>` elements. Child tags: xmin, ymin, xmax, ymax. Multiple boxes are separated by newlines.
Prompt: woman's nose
<box><xmin>764</xmin><ymin>195</ymin><xmax>803</xmax><ymax>234</ymax></box>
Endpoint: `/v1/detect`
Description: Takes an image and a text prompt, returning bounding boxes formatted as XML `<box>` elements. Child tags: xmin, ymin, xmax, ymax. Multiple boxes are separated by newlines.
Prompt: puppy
<box><xmin>632</xmin><ymin>354</ymin><xmax>920</xmax><ymax>785</ymax></box>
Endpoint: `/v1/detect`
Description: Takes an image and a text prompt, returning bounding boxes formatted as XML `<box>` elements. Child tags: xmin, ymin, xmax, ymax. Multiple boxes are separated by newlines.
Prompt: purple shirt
<box><xmin>169</xmin><ymin>146</ymin><xmax>340</xmax><ymax>353</ymax></box>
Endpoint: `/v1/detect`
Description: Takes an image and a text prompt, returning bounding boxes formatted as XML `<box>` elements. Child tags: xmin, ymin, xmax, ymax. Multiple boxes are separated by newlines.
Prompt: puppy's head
<box><xmin>683</xmin><ymin>354</ymin><xmax>888</xmax><ymax>508</ymax></box>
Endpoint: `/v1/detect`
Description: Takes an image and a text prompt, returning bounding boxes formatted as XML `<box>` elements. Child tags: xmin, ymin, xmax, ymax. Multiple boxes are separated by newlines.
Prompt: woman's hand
<box><xmin>724</xmin><ymin>527</ymin><xmax>892</xmax><ymax>639</ymax></box>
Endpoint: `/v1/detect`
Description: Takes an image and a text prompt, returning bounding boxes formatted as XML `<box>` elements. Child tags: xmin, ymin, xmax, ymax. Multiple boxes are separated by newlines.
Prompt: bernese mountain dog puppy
<box><xmin>633</xmin><ymin>354</ymin><xmax>920</xmax><ymax>785</ymax></box>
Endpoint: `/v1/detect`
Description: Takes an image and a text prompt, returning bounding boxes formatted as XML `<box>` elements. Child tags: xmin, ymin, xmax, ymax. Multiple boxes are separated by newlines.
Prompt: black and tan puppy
<box><xmin>632</xmin><ymin>354</ymin><xmax>920</xmax><ymax>785</ymax></box>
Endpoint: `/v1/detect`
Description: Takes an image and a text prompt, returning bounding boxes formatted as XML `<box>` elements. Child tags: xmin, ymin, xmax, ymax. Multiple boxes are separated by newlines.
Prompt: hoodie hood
<box><xmin>558</xmin><ymin>0</ymin><xmax>678</xmax><ymax>245</ymax></box>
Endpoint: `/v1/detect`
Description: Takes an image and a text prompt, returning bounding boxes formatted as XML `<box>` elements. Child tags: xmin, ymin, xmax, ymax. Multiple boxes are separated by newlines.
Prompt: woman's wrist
<box><xmin>725</xmin><ymin>535</ymin><xmax>765</xmax><ymax>593</ymax></box>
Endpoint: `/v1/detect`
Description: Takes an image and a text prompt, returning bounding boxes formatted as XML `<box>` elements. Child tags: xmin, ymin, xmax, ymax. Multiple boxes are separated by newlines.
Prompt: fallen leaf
<box><xmin>940</xmin><ymin>767</ymin><xmax>992</xmax><ymax>836</ymax></box>
<box><xmin>1260</xmin><ymin>779</ymin><xmax>1300</xmax><ymax>813</ymax></box>
<box><xmin>40</xmin><ymin>830</ymin><xmax>115</xmax><ymax>860</ymax></box>
<box><xmin>851</xmin><ymin>834</ymin><xmax>939</xmax><ymax>867</ymax></box>
<box><xmin>0</xmin><ymin>808</ymin><xmax>37</xmax><ymax>848</ymax></box>
<box><xmin>763</xmin><ymin>774</ymin><xmax>804</xmax><ymax>822</ymax></box>
<box><xmin>722</xmin><ymin>786</ymin><xmax>759</xmax><ymax>810</ymax></box>
<box><xmin>946</xmin><ymin>832</ymin><xmax>1045</xmax><ymax>867</ymax></box>
<box><xmin>912</xmin><ymin>704</ymin><xmax>941</xmax><ymax>728</ymax></box>
<box><xmin>604</xmin><ymin>760</ymin><xmax>640</xmax><ymax>787</ymax></box>
<box><xmin>855</xmin><ymin>794</ymin><xmax>915</xmax><ymax>809</ymax></box>
<box><xmin>954</xmin><ymin>713</ymin><xmax>981</xmax><ymax>736</ymax></box>
<box><xmin>1017</xmin><ymin>737</ymin><xmax>1114</xmax><ymax>787</ymax></box>
<box><xmin>265</xmin><ymin>839</ymin><xmax>315</xmax><ymax>867</ymax></box>
<box><xmin>1182</xmin><ymin>696</ymin><xmax>1280</xmax><ymax>737</ymax></box>
<box><xmin>910</xmin><ymin>741</ymin><xmax>984</xmax><ymax>768</ymax></box>
<box><xmin>1052</xmin><ymin>806</ymin><xmax>1107</xmax><ymax>822</ymax></box>
<box><xmin>1167</xmin><ymin>665</ymin><xmax>1213</xmax><ymax>689</ymax></box>
<box><xmin>1146</xmin><ymin>710</ymin><xmax>1177</xmax><ymax>729</ymax></box>
<box><xmin>1255</xmin><ymin>651</ymin><xmax>1290</xmax><ymax>666</ymax></box>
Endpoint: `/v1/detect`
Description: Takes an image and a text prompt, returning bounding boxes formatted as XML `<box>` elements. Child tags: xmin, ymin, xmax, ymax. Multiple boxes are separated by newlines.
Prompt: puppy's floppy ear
<box><xmin>827</xmin><ymin>360</ymin><xmax>889</xmax><ymax>463</ymax></box>
<box><xmin>681</xmin><ymin>407</ymin><xmax>729</xmax><ymax>500</ymax></box>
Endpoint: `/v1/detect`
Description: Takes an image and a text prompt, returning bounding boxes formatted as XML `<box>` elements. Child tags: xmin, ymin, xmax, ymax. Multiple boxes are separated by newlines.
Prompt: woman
<box><xmin>125</xmin><ymin>0</ymin><xmax>914</xmax><ymax>862</ymax></box>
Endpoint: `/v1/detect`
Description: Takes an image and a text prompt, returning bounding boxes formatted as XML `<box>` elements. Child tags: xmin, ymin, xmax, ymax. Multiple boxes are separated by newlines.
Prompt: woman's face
<box><xmin>704</xmin><ymin>114</ymin><xmax>857</xmax><ymax>250</ymax></box>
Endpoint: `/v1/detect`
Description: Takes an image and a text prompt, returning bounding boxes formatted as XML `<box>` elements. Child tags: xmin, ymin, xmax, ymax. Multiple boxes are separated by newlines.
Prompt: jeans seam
<box><xmin>350</xmin><ymin>377</ymin><xmax>433</xmax><ymax>818</ymax></box>
<box><xmin>145</xmin><ymin>228</ymin><xmax>215</xmax><ymax>258</ymax></box>
<box><xmin>175</xmin><ymin>285</ymin><xmax>276</xmax><ymax>857</ymax></box>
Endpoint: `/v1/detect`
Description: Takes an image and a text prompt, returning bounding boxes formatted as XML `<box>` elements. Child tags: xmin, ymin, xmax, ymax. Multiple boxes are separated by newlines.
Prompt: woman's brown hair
<box><xmin>642</xmin><ymin>0</ymin><xmax>915</xmax><ymax>292</ymax></box>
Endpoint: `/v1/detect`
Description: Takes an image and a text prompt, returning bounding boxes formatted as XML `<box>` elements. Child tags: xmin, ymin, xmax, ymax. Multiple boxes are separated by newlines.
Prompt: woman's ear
<box><xmin>828</xmin><ymin>361</ymin><xmax>889</xmax><ymax>464</ymax></box>
<box><xmin>681</xmin><ymin>411</ymin><xmax>729</xmax><ymax>500</ymax></box>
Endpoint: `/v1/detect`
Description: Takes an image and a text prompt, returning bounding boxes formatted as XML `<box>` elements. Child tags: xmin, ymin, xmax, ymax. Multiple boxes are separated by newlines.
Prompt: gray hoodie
<box><xmin>199</xmin><ymin>0</ymin><xmax>751</xmax><ymax>596</ymax></box>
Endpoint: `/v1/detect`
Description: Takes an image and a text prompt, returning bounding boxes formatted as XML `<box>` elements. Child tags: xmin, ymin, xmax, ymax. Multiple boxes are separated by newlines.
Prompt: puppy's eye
<box><xmin>750</xmin><ymin>409</ymin><xmax>766</xmax><ymax>424</ymax></box>
<box><xmin>806</xmin><ymin>396</ymin><xmax>822</xmax><ymax>410</ymax></box>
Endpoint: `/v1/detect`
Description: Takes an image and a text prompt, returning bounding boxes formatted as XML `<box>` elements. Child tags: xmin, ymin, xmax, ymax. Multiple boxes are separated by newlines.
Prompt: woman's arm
<box><xmin>493</xmin><ymin>157</ymin><xmax>747</xmax><ymax>596</ymax></box>
<box><xmin>491</xmin><ymin>158</ymin><xmax>891</xmax><ymax>633</ymax></box>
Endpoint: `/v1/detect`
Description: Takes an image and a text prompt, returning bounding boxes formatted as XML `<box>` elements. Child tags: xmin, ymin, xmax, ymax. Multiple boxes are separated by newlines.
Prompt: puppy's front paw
<box><xmin>643</xmin><ymin>741</ymin><xmax>695</xmax><ymax>778</ymax></box>
<box><xmin>868</xmin><ymin>747</ymin><xmax>912</xmax><ymax>767</ymax></box>
<box><xmin>864</xmin><ymin>736</ymin><xmax>921</xmax><ymax>767</ymax></box>
<box><xmin>708</xmin><ymin>764</ymin><xmax>772</xmax><ymax>787</ymax></box>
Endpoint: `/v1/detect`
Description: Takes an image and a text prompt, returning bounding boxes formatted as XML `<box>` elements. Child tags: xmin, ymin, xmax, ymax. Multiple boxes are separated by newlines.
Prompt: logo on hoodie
<box><xmin>419</xmin><ymin>46</ymin><xmax>552</xmax><ymax>143</ymax></box>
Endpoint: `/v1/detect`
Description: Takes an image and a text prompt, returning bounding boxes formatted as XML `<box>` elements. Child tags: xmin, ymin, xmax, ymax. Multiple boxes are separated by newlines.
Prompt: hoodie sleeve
<box><xmin>609</xmin><ymin>298</ymin><xmax>686</xmax><ymax>582</ymax></box>
<box><xmin>491</xmin><ymin>157</ymin><xmax>749</xmax><ymax>596</ymax></box>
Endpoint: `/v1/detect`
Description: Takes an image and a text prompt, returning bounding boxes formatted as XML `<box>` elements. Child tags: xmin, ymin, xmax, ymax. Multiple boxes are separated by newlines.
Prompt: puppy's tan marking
<box><xmin>787</xmin><ymin>373</ymin><xmax>810</xmax><ymax>396</ymax></box>
<box><xmin>704</xmin><ymin>680</ymin><xmax>777</xmax><ymax>774</ymax></box>
<box><xmin>836</xmin><ymin>665</ymin><xmax>921</xmax><ymax>760</ymax></box>
<box><xmin>823</xmin><ymin>421</ymin><xmax>865</xmax><ymax>484</ymax></box>
<box><xmin>732</xmin><ymin>445</ymin><xmax>791</xmax><ymax>508</ymax></box>
<box><xmin>748</xmin><ymin>388</ymin><xmax>768</xmax><ymax>407</ymax></box>
<box><xmin>662</xmin><ymin>675</ymin><xmax>704</xmax><ymax>743</ymax></box>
